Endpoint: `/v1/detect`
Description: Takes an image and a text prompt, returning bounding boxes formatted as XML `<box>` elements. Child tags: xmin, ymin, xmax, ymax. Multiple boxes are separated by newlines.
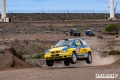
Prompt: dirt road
<box><xmin>0</xmin><ymin>65</ymin><xmax>120</xmax><ymax>80</ymax></box>
<box><xmin>0</xmin><ymin>25</ymin><xmax>120</xmax><ymax>80</ymax></box>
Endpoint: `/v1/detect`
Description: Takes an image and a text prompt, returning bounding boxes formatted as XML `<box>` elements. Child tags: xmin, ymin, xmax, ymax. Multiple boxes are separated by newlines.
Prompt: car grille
<box><xmin>51</xmin><ymin>54</ymin><xmax>59</xmax><ymax>56</ymax></box>
<box><xmin>51</xmin><ymin>54</ymin><xmax>62</xmax><ymax>59</ymax></box>
<box><xmin>50</xmin><ymin>51</ymin><xmax>61</xmax><ymax>54</ymax></box>
<box><xmin>51</xmin><ymin>51</ymin><xmax>55</xmax><ymax>54</ymax></box>
<box><xmin>50</xmin><ymin>51</ymin><xmax>61</xmax><ymax>59</ymax></box>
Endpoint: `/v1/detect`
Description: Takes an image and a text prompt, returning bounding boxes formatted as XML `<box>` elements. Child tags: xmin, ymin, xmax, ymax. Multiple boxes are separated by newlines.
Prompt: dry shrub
<box><xmin>108</xmin><ymin>50</ymin><xmax>120</xmax><ymax>55</ymax></box>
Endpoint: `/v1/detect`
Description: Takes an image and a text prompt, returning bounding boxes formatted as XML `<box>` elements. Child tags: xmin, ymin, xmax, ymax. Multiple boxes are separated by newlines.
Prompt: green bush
<box><xmin>105</xmin><ymin>24</ymin><xmax>119</xmax><ymax>35</ymax></box>
<box><xmin>108</xmin><ymin>50</ymin><xmax>120</xmax><ymax>55</ymax></box>
<box><xmin>34</xmin><ymin>54</ymin><xmax>44</xmax><ymax>59</ymax></box>
<box><xmin>22</xmin><ymin>53</ymin><xmax>44</xmax><ymax>59</ymax></box>
<box><xmin>105</xmin><ymin>24</ymin><xmax>118</xmax><ymax>32</ymax></box>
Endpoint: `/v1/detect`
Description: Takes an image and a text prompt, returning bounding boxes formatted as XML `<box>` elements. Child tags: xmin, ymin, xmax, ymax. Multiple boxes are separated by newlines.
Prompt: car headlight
<box><xmin>45</xmin><ymin>50</ymin><xmax>50</xmax><ymax>54</ymax></box>
<box><xmin>62</xmin><ymin>49</ymin><xmax>67</xmax><ymax>53</ymax></box>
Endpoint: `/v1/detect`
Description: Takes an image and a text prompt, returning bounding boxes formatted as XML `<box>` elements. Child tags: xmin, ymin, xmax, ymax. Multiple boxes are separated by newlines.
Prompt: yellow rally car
<box><xmin>44</xmin><ymin>38</ymin><xmax>92</xmax><ymax>66</ymax></box>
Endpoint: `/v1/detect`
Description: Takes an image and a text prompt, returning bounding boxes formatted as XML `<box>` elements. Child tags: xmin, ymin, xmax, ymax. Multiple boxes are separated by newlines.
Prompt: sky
<box><xmin>0</xmin><ymin>0</ymin><xmax>120</xmax><ymax>12</ymax></box>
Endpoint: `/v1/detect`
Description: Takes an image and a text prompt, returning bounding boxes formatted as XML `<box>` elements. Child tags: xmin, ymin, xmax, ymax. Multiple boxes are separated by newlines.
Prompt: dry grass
<box><xmin>108</xmin><ymin>50</ymin><xmax>120</xmax><ymax>55</ymax></box>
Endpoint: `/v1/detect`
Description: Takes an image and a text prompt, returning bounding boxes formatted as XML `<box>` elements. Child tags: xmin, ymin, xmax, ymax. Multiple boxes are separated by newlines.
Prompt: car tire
<box><xmin>70</xmin><ymin>33</ymin><xmax>72</xmax><ymax>36</ymax></box>
<box><xmin>86</xmin><ymin>53</ymin><xmax>92</xmax><ymax>64</ymax></box>
<box><xmin>64</xmin><ymin>61</ymin><xmax>70</xmax><ymax>66</ymax></box>
<box><xmin>46</xmin><ymin>60</ymin><xmax>54</xmax><ymax>66</ymax></box>
<box><xmin>71</xmin><ymin>52</ymin><xmax>77</xmax><ymax>64</ymax></box>
<box><xmin>89</xmin><ymin>35</ymin><xmax>92</xmax><ymax>37</ymax></box>
<box><xmin>73</xmin><ymin>34</ymin><xmax>75</xmax><ymax>36</ymax></box>
<box><xmin>72</xmin><ymin>33</ymin><xmax>74</xmax><ymax>36</ymax></box>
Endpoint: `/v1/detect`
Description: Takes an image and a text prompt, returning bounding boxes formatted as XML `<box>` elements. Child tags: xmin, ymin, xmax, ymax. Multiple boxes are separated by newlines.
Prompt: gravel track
<box><xmin>0</xmin><ymin>66</ymin><xmax>120</xmax><ymax>80</ymax></box>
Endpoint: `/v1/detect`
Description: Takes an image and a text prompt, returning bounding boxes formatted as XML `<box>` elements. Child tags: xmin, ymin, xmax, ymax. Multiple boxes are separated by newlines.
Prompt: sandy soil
<box><xmin>0</xmin><ymin>32</ymin><xmax>120</xmax><ymax>80</ymax></box>
<box><xmin>0</xmin><ymin>20</ymin><xmax>120</xmax><ymax>80</ymax></box>
<box><xmin>0</xmin><ymin>66</ymin><xmax>120</xmax><ymax>80</ymax></box>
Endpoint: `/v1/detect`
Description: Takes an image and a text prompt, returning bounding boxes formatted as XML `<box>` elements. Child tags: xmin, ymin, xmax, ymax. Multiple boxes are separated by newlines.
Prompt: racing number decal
<box><xmin>76</xmin><ymin>47</ymin><xmax>80</xmax><ymax>53</ymax></box>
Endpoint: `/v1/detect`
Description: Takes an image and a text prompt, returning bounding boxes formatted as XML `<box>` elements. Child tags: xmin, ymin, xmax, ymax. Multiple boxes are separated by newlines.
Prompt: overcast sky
<box><xmin>0</xmin><ymin>0</ymin><xmax>120</xmax><ymax>12</ymax></box>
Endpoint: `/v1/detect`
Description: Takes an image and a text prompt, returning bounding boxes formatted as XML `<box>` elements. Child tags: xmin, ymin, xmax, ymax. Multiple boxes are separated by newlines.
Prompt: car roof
<box><xmin>70</xmin><ymin>28</ymin><xmax>77</xmax><ymax>30</ymax></box>
<box><xmin>62</xmin><ymin>38</ymin><xmax>84</xmax><ymax>41</ymax></box>
<box><xmin>86</xmin><ymin>30</ymin><xmax>92</xmax><ymax>31</ymax></box>
<box><xmin>75</xmin><ymin>38</ymin><xmax>85</xmax><ymax>40</ymax></box>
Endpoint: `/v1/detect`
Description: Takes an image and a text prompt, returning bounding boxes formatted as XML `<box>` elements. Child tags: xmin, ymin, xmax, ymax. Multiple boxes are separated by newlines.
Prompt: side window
<box><xmin>70</xmin><ymin>41</ymin><xmax>74</xmax><ymax>46</ymax></box>
<box><xmin>76</xmin><ymin>40</ymin><xmax>80</xmax><ymax>43</ymax></box>
<box><xmin>76</xmin><ymin>39</ymin><xmax>81</xmax><ymax>46</ymax></box>
<box><xmin>81</xmin><ymin>40</ymin><xmax>87</xmax><ymax>46</ymax></box>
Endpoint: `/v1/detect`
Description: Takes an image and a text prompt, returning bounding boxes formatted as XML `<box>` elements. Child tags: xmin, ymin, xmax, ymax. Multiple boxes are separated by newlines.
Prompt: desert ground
<box><xmin>0</xmin><ymin>13</ymin><xmax>120</xmax><ymax>80</ymax></box>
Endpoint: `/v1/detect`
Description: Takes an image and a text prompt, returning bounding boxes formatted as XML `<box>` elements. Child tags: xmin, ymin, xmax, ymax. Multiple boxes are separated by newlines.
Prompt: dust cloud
<box><xmin>90</xmin><ymin>52</ymin><xmax>118</xmax><ymax>66</ymax></box>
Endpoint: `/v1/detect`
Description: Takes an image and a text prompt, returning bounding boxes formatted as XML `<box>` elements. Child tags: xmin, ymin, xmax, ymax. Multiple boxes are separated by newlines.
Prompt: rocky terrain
<box><xmin>0</xmin><ymin>13</ymin><xmax>120</xmax><ymax>80</ymax></box>
<box><xmin>0</xmin><ymin>21</ymin><xmax>120</xmax><ymax>68</ymax></box>
<box><xmin>5</xmin><ymin>13</ymin><xmax>120</xmax><ymax>22</ymax></box>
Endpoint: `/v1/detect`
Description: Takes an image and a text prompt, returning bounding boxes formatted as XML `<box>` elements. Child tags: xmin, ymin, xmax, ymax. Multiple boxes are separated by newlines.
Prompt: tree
<box><xmin>105</xmin><ymin>24</ymin><xmax>119</xmax><ymax>35</ymax></box>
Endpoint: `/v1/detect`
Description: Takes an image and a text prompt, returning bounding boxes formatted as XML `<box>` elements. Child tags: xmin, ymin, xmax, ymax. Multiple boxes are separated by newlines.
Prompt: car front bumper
<box><xmin>44</xmin><ymin>53</ymin><xmax>72</xmax><ymax>61</ymax></box>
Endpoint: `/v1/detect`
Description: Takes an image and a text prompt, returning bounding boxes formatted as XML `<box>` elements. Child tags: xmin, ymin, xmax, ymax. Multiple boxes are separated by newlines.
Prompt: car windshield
<box><xmin>71</xmin><ymin>28</ymin><xmax>77</xmax><ymax>30</ymax></box>
<box><xmin>74</xmin><ymin>30</ymin><xmax>79</xmax><ymax>32</ymax></box>
<box><xmin>54</xmin><ymin>40</ymin><xmax>73</xmax><ymax>48</ymax></box>
<box><xmin>89</xmin><ymin>31</ymin><xmax>92</xmax><ymax>33</ymax></box>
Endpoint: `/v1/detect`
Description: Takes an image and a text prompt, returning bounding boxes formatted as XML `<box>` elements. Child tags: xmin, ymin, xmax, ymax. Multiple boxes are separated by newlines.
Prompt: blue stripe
<box><xmin>77</xmin><ymin>53</ymin><xmax>88</xmax><ymax>56</ymax></box>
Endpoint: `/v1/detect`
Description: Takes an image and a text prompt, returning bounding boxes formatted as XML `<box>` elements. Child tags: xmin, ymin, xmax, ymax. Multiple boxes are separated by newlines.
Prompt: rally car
<box><xmin>44</xmin><ymin>38</ymin><xmax>92</xmax><ymax>66</ymax></box>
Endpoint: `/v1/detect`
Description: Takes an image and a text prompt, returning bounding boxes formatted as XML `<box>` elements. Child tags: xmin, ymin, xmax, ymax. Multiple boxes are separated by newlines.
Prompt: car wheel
<box><xmin>89</xmin><ymin>35</ymin><xmax>92</xmax><ymax>37</ymax></box>
<box><xmin>86</xmin><ymin>53</ymin><xmax>92</xmax><ymax>64</ymax></box>
<box><xmin>71</xmin><ymin>52</ymin><xmax>77</xmax><ymax>64</ymax></box>
<box><xmin>71</xmin><ymin>33</ymin><xmax>74</xmax><ymax>36</ymax></box>
<box><xmin>46</xmin><ymin>60</ymin><xmax>54</xmax><ymax>66</ymax></box>
<box><xmin>73</xmin><ymin>34</ymin><xmax>75</xmax><ymax>36</ymax></box>
<box><xmin>64</xmin><ymin>61</ymin><xmax>70</xmax><ymax>66</ymax></box>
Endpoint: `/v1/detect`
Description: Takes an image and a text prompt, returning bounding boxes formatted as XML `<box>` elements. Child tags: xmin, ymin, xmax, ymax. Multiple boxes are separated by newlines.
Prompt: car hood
<box><xmin>50</xmin><ymin>46</ymin><xmax>68</xmax><ymax>51</ymax></box>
